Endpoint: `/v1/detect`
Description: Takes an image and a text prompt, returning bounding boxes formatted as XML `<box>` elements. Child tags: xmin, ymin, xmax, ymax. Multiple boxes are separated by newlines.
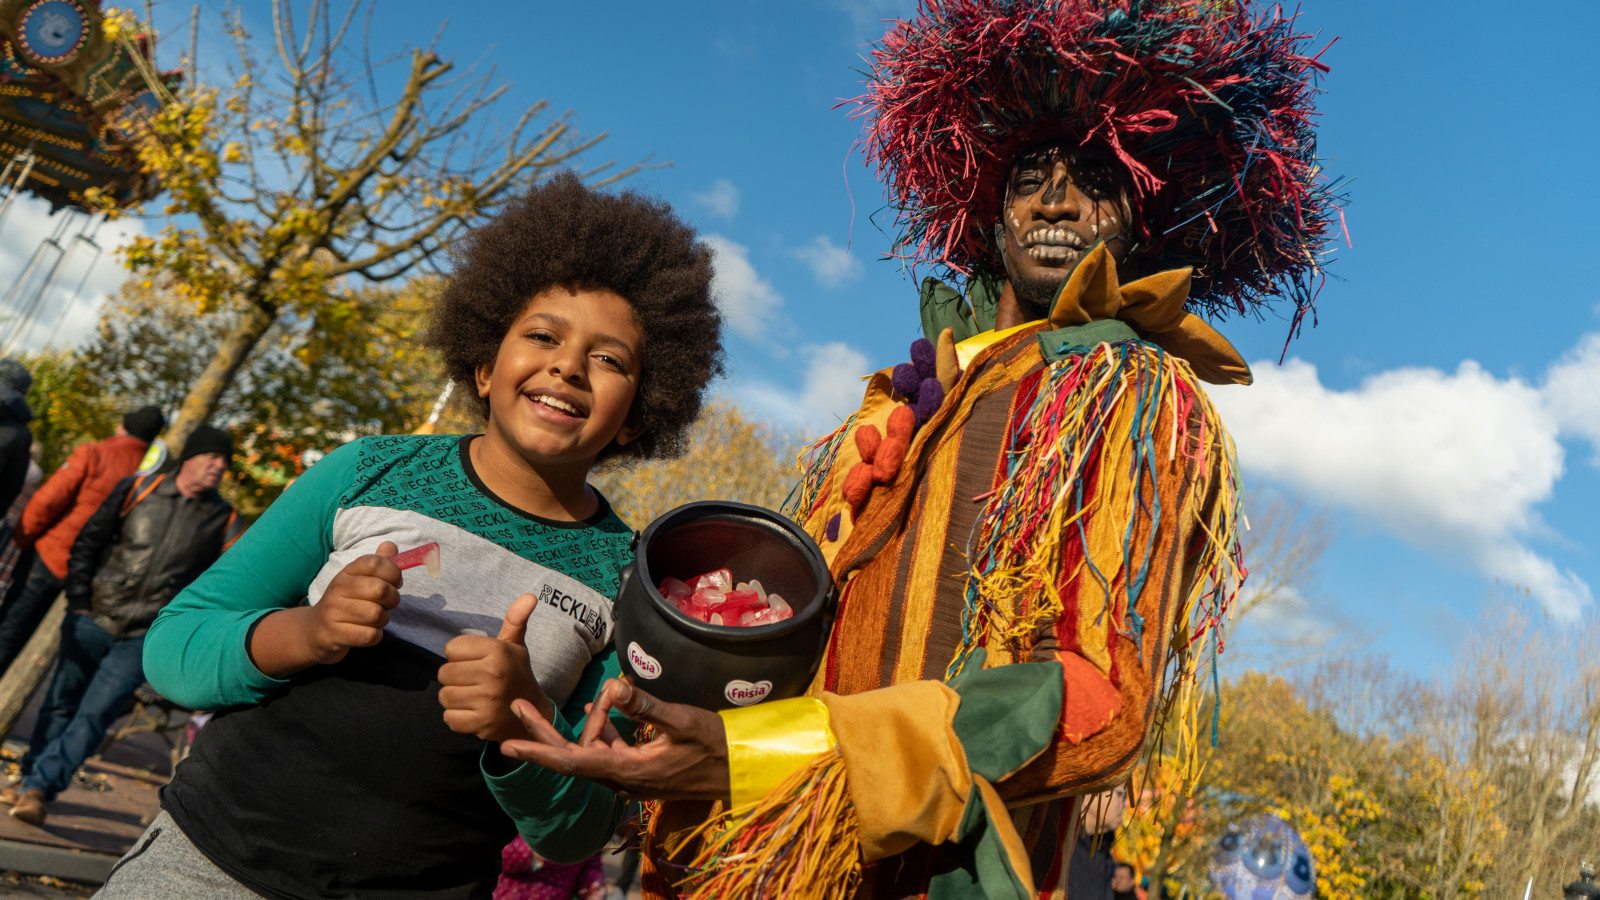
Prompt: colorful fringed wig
<box><xmin>853</xmin><ymin>0</ymin><xmax>1344</xmax><ymax>324</ymax></box>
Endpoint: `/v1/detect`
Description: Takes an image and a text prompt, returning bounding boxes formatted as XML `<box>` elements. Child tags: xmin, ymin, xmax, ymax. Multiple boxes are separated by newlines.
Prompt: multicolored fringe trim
<box><xmin>665</xmin><ymin>750</ymin><xmax>862</xmax><ymax>900</ymax></box>
<box><xmin>851</xmin><ymin>0</ymin><xmax>1347</xmax><ymax>325</ymax></box>
<box><xmin>946</xmin><ymin>340</ymin><xmax>1243</xmax><ymax>758</ymax></box>
<box><xmin>783</xmin><ymin>416</ymin><xmax>855</xmax><ymax>524</ymax></box>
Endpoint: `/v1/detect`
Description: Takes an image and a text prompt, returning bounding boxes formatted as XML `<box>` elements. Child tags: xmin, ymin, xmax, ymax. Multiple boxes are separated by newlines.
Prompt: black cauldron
<box><xmin>612</xmin><ymin>501</ymin><xmax>836</xmax><ymax>710</ymax></box>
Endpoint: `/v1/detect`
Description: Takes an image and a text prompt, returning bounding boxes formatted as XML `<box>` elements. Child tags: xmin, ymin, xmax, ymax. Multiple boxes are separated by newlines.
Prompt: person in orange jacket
<box><xmin>0</xmin><ymin>405</ymin><xmax>166</xmax><ymax>675</ymax></box>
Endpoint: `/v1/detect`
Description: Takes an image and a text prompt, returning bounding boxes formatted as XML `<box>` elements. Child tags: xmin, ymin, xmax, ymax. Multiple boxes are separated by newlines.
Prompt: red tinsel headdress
<box><xmin>853</xmin><ymin>0</ymin><xmax>1345</xmax><ymax>322</ymax></box>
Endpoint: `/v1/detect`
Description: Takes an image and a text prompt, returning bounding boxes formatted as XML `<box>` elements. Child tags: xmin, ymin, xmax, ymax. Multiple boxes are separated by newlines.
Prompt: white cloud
<box><xmin>736</xmin><ymin>342</ymin><xmax>871</xmax><ymax>435</ymax></box>
<box><xmin>1210</xmin><ymin>352</ymin><xmax>1594</xmax><ymax>619</ymax></box>
<box><xmin>792</xmin><ymin>235</ymin><xmax>862</xmax><ymax>288</ymax></box>
<box><xmin>826</xmin><ymin>0</ymin><xmax>916</xmax><ymax>41</ymax></box>
<box><xmin>1542</xmin><ymin>333</ymin><xmax>1600</xmax><ymax>466</ymax></box>
<box><xmin>705</xmin><ymin>234</ymin><xmax>783</xmax><ymax>341</ymax></box>
<box><xmin>692</xmin><ymin>179</ymin><xmax>740</xmax><ymax>220</ymax></box>
<box><xmin>0</xmin><ymin>194</ymin><xmax>141</xmax><ymax>353</ymax></box>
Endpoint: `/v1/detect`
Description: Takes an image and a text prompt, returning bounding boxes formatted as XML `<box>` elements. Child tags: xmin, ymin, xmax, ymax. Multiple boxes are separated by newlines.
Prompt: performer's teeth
<box><xmin>1028</xmin><ymin>245</ymin><xmax>1083</xmax><ymax>263</ymax></box>
<box><xmin>1026</xmin><ymin>228</ymin><xmax>1086</xmax><ymax>249</ymax></box>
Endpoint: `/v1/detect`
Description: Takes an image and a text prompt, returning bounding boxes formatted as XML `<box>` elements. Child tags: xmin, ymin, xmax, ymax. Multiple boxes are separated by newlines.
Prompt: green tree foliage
<box><xmin>26</xmin><ymin>275</ymin><xmax>450</xmax><ymax>516</ymax></box>
<box><xmin>20</xmin><ymin>349</ymin><xmax>120</xmax><ymax>472</ymax></box>
<box><xmin>1137</xmin><ymin>596</ymin><xmax>1600</xmax><ymax>900</ymax></box>
<box><xmin>591</xmin><ymin>400</ymin><xmax>799</xmax><ymax>527</ymax></box>
<box><xmin>91</xmin><ymin>0</ymin><xmax>643</xmax><ymax>451</ymax></box>
<box><xmin>87</xmin><ymin>276</ymin><xmax>445</xmax><ymax>442</ymax></box>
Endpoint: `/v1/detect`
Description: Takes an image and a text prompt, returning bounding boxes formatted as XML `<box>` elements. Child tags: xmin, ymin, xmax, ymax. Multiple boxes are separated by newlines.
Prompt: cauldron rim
<box><xmin>632</xmin><ymin>500</ymin><xmax>831</xmax><ymax>646</ymax></box>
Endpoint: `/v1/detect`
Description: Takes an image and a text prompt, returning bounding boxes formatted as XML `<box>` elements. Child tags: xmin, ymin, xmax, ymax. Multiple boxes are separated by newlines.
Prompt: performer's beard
<box><xmin>997</xmin><ymin>220</ymin><xmax>1079</xmax><ymax>321</ymax></box>
<box><xmin>1009</xmin><ymin>268</ymin><xmax>1066</xmax><ymax>320</ymax></box>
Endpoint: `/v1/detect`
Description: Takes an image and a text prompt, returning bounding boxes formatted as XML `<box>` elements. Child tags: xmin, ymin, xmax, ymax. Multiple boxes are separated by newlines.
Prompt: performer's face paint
<box><xmin>996</xmin><ymin>143</ymin><xmax>1134</xmax><ymax>318</ymax></box>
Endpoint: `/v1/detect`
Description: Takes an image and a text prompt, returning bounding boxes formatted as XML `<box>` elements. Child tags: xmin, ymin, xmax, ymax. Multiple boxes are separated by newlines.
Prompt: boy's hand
<box><xmin>438</xmin><ymin>594</ymin><xmax>555</xmax><ymax>743</ymax></box>
<box><xmin>302</xmin><ymin>541</ymin><xmax>403</xmax><ymax>665</ymax></box>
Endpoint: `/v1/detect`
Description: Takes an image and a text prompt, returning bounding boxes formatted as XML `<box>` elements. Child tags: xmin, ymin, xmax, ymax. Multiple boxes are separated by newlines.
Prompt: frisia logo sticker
<box><xmin>626</xmin><ymin>642</ymin><xmax>662</xmax><ymax>680</ymax></box>
<box><xmin>724</xmin><ymin>679</ymin><xmax>772</xmax><ymax>706</ymax></box>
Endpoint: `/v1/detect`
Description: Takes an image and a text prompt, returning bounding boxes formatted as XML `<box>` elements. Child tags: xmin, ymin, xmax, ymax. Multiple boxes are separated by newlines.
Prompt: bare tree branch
<box><xmin>117</xmin><ymin>0</ymin><xmax>653</xmax><ymax>446</ymax></box>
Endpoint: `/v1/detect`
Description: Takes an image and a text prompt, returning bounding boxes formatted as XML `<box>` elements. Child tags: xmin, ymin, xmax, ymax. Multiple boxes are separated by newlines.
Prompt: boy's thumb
<box><xmin>497</xmin><ymin>593</ymin><xmax>538</xmax><ymax>645</ymax></box>
<box><xmin>374</xmin><ymin>541</ymin><xmax>398</xmax><ymax>558</ymax></box>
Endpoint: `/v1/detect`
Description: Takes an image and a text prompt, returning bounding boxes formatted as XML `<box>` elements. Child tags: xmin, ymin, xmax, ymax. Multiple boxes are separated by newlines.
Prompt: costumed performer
<box><xmin>498</xmin><ymin>2</ymin><xmax>1343</xmax><ymax>898</ymax></box>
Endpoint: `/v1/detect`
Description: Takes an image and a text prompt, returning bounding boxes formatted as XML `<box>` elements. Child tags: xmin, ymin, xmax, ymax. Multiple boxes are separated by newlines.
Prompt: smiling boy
<box><xmin>106</xmin><ymin>174</ymin><xmax>723</xmax><ymax>900</ymax></box>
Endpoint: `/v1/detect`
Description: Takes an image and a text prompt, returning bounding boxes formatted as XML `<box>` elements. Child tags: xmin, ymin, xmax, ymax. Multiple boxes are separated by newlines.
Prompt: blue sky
<box><xmin>6</xmin><ymin>0</ymin><xmax>1598</xmax><ymax>676</ymax></box>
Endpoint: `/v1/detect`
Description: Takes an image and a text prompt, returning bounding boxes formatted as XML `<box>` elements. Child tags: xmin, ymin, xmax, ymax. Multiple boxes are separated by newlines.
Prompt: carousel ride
<box><xmin>0</xmin><ymin>0</ymin><xmax>175</xmax><ymax>352</ymax></box>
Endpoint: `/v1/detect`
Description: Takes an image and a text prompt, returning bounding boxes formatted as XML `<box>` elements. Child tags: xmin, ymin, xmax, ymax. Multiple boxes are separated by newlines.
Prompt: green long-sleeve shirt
<box><xmin>146</xmin><ymin>434</ymin><xmax>633</xmax><ymax>900</ymax></box>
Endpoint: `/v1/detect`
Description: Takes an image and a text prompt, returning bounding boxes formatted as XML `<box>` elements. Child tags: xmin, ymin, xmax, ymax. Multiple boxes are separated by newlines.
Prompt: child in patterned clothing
<box><xmin>99</xmin><ymin>173</ymin><xmax>723</xmax><ymax>900</ymax></box>
<box><xmin>494</xmin><ymin>838</ymin><xmax>606</xmax><ymax>900</ymax></box>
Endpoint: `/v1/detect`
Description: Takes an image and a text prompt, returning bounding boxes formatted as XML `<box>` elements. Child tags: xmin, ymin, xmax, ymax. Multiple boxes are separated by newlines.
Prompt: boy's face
<box><xmin>476</xmin><ymin>286</ymin><xmax>644</xmax><ymax>469</ymax></box>
<box><xmin>997</xmin><ymin>142</ymin><xmax>1133</xmax><ymax>317</ymax></box>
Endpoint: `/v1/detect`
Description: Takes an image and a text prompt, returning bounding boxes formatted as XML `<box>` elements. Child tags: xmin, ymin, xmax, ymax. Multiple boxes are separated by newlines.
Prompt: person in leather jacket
<box><xmin>3</xmin><ymin>425</ymin><xmax>240</xmax><ymax>826</ymax></box>
<box><xmin>0</xmin><ymin>405</ymin><xmax>166</xmax><ymax>679</ymax></box>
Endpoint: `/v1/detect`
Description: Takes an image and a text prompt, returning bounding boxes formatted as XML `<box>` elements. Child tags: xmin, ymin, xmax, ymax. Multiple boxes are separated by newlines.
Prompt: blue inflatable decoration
<box><xmin>1208</xmin><ymin>814</ymin><xmax>1316</xmax><ymax>900</ymax></box>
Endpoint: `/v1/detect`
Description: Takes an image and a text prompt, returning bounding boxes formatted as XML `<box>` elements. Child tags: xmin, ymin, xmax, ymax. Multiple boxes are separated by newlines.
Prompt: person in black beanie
<box><xmin>122</xmin><ymin>405</ymin><xmax>166</xmax><ymax>444</ymax></box>
<box><xmin>0</xmin><ymin>405</ymin><xmax>168</xmax><ymax>678</ymax></box>
<box><xmin>175</xmin><ymin>424</ymin><xmax>232</xmax><ymax>462</ymax></box>
<box><xmin>3</xmin><ymin>425</ymin><xmax>241</xmax><ymax>827</ymax></box>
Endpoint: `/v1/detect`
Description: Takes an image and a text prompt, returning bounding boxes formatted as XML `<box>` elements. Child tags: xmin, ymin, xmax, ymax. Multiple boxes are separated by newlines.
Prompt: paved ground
<box><xmin>0</xmin><ymin>674</ymin><xmax>179</xmax><ymax>897</ymax></box>
<box><xmin>0</xmin><ymin>871</ymin><xmax>93</xmax><ymax>899</ymax></box>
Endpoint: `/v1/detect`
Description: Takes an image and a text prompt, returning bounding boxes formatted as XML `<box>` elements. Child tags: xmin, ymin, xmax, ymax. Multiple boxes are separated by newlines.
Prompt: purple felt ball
<box><xmin>891</xmin><ymin>362</ymin><xmax>921</xmax><ymax>398</ymax></box>
<box><xmin>825</xmin><ymin>513</ymin><xmax>841</xmax><ymax>542</ymax></box>
<box><xmin>910</xmin><ymin>338</ymin><xmax>937</xmax><ymax>379</ymax></box>
<box><xmin>912</xmin><ymin>377</ymin><xmax>944</xmax><ymax>424</ymax></box>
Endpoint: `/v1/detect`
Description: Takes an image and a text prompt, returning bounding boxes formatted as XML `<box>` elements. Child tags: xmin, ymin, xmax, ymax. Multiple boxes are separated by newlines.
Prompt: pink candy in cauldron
<box><xmin>657</xmin><ymin>568</ymin><xmax>793</xmax><ymax>627</ymax></box>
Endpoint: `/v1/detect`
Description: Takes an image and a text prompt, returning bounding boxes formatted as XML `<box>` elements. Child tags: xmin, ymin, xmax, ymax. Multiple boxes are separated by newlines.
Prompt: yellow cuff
<box><xmin>719</xmin><ymin>697</ymin><xmax>837</xmax><ymax>808</ymax></box>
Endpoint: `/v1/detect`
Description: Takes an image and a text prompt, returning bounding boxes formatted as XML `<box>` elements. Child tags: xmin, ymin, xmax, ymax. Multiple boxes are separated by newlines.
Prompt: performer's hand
<box><xmin>301</xmin><ymin>541</ymin><xmax>403</xmax><ymax>665</ymax></box>
<box><xmin>500</xmin><ymin>678</ymin><xmax>730</xmax><ymax>801</ymax></box>
<box><xmin>438</xmin><ymin>594</ymin><xmax>555</xmax><ymax>743</ymax></box>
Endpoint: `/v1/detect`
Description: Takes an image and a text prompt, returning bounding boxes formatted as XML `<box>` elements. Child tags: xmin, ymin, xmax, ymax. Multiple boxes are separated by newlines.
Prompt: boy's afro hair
<box><xmin>426</xmin><ymin>172</ymin><xmax>723</xmax><ymax>463</ymax></box>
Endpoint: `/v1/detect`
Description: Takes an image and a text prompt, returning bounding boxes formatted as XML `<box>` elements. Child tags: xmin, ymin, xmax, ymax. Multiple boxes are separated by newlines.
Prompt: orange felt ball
<box><xmin>871</xmin><ymin>437</ymin><xmax>909</xmax><ymax>483</ymax></box>
<box><xmin>842</xmin><ymin>462</ymin><xmax>875</xmax><ymax>512</ymax></box>
<box><xmin>855</xmin><ymin>424</ymin><xmax>883</xmax><ymax>463</ymax></box>
<box><xmin>886</xmin><ymin>404</ymin><xmax>915</xmax><ymax>442</ymax></box>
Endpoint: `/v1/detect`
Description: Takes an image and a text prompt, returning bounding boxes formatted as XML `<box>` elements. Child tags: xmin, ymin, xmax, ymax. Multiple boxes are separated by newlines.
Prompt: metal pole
<box><xmin>412</xmin><ymin>382</ymin><xmax>455</xmax><ymax>434</ymax></box>
<box><xmin>0</xmin><ymin>211</ymin><xmax>69</xmax><ymax>315</ymax></box>
<box><xmin>0</xmin><ymin>212</ymin><xmax>74</xmax><ymax>352</ymax></box>
<box><xmin>188</xmin><ymin>5</ymin><xmax>200</xmax><ymax>77</ymax></box>
<box><xmin>44</xmin><ymin>218</ymin><xmax>105</xmax><ymax>348</ymax></box>
<box><xmin>0</xmin><ymin>151</ymin><xmax>39</xmax><ymax>240</ymax></box>
<box><xmin>426</xmin><ymin>381</ymin><xmax>455</xmax><ymax>427</ymax></box>
<box><xmin>17</xmin><ymin>214</ymin><xmax>98</xmax><ymax>349</ymax></box>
